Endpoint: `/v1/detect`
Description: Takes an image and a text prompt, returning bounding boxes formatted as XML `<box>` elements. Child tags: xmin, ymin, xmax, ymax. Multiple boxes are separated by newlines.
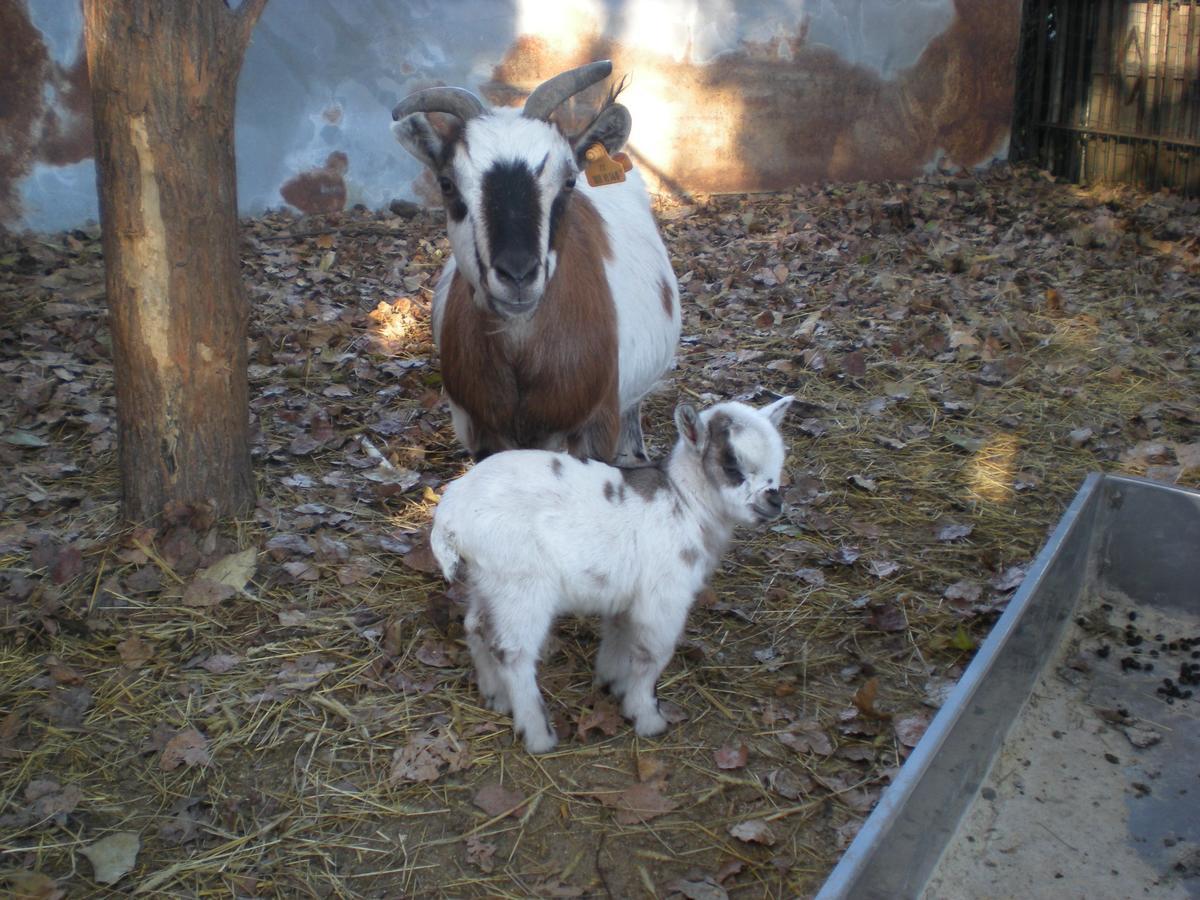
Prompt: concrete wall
<box><xmin>1</xmin><ymin>0</ymin><xmax>1022</xmax><ymax>232</ymax></box>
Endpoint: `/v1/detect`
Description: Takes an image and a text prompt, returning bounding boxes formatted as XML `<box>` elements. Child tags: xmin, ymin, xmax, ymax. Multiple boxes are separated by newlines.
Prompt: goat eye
<box><xmin>723</xmin><ymin>463</ymin><xmax>744</xmax><ymax>484</ymax></box>
<box><xmin>438</xmin><ymin>176</ymin><xmax>455</xmax><ymax>195</ymax></box>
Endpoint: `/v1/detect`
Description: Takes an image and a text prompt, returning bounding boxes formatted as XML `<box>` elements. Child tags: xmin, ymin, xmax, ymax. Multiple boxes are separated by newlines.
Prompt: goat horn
<box><xmin>522</xmin><ymin>60</ymin><xmax>613</xmax><ymax>121</ymax></box>
<box><xmin>391</xmin><ymin>87</ymin><xmax>486</xmax><ymax>122</ymax></box>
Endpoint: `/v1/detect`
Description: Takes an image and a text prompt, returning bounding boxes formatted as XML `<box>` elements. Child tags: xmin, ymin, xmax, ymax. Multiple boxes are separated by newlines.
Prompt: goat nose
<box><xmin>492</xmin><ymin>251</ymin><xmax>540</xmax><ymax>287</ymax></box>
<box><xmin>764</xmin><ymin>489</ymin><xmax>783</xmax><ymax>512</ymax></box>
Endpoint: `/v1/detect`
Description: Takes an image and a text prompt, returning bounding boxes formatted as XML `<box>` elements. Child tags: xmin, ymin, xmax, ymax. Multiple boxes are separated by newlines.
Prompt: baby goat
<box><xmin>431</xmin><ymin>396</ymin><xmax>793</xmax><ymax>753</ymax></box>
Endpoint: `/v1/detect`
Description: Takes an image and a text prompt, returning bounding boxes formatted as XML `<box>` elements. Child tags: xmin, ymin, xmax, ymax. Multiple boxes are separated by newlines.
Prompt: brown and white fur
<box><xmin>430</xmin><ymin>396</ymin><xmax>793</xmax><ymax>753</ymax></box>
<box><xmin>392</xmin><ymin>62</ymin><xmax>680</xmax><ymax>463</ymax></box>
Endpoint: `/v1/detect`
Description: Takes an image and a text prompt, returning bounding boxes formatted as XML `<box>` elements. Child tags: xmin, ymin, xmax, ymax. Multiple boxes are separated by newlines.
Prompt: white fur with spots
<box><xmin>430</xmin><ymin>396</ymin><xmax>793</xmax><ymax>753</ymax></box>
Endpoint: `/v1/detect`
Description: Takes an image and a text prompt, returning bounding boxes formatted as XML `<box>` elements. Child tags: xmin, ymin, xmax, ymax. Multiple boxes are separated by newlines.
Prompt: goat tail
<box><xmin>429</xmin><ymin>518</ymin><xmax>463</xmax><ymax>583</ymax></box>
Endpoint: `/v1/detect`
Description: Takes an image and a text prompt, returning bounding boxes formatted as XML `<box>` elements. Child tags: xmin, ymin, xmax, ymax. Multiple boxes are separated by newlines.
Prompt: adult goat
<box><xmin>391</xmin><ymin>61</ymin><xmax>680</xmax><ymax>462</ymax></box>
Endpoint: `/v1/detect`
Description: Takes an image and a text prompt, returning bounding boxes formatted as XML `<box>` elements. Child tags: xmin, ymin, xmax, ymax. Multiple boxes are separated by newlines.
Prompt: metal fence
<box><xmin>1012</xmin><ymin>0</ymin><xmax>1200</xmax><ymax>196</ymax></box>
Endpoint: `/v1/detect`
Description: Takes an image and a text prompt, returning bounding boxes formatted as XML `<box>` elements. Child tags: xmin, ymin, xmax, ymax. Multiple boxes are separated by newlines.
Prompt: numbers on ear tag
<box><xmin>584</xmin><ymin>143</ymin><xmax>627</xmax><ymax>187</ymax></box>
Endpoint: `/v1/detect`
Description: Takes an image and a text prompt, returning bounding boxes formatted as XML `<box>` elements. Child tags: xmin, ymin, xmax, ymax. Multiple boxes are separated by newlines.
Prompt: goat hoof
<box><xmin>483</xmin><ymin>693</ymin><xmax>512</xmax><ymax>715</ymax></box>
<box><xmin>595</xmin><ymin>679</ymin><xmax>627</xmax><ymax>700</ymax></box>
<box><xmin>522</xmin><ymin>728</ymin><xmax>558</xmax><ymax>754</ymax></box>
<box><xmin>633</xmin><ymin>711</ymin><xmax>669</xmax><ymax>737</ymax></box>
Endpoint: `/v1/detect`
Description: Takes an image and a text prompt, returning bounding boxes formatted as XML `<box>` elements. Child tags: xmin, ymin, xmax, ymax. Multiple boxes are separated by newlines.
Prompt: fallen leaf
<box><xmin>778</xmin><ymin>720</ymin><xmax>834</xmax><ymax>755</ymax></box>
<box><xmin>666</xmin><ymin>876</ymin><xmax>729</xmax><ymax>900</ymax></box>
<box><xmin>576</xmin><ymin>697</ymin><xmax>623</xmax><ymax>741</ymax></box>
<box><xmin>23</xmin><ymin>778</ymin><xmax>83</xmax><ymax>825</ymax></box>
<box><xmin>464</xmin><ymin>835</ymin><xmax>496</xmax><ymax>873</ymax></box>
<box><xmin>362</xmin><ymin>465</ymin><xmax>421</xmax><ymax>490</ymax></box>
<box><xmin>160</xmin><ymin>728</ymin><xmax>211</xmax><ymax>771</ymax></box>
<box><xmin>948</xmin><ymin>323</ymin><xmax>980</xmax><ymax>349</ymax></box>
<box><xmin>5</xmin><ymin>430</ymin><xmax>49</xmax><ymax>448</ymax></box>
<box><xmin>1068</xmin><ymin>427</ymin><xmax>1094</xmax><ymax>447</ymax></box>
<box><xmin>273</xmin><ymin>655</ymin><xmax>334</xmax><ymax>691</ymax></box>
<box><xmin>636</xmin><ymin>755</ymin><xmax>667</xmax><ymax>783</ymax></box>
<box><xmin>596</xmin><ymin>779</ymin><xmax>678</xmax><ymax>825</ymax></box>
<box><xmin>266</xmin><ymin>533</ymin><xmax>314</xmax><ymax>558</ymax></box>
<box><xmin>794</xmin><ymin>567</ymin><xmax>826</xmax><ymax>587</ymax></box>
<box><xmin>866</xmin><ymin>558</ymin><xmax>900</xmax><ymax>578</ymax></box>
<box><xmin>658</xmin><ymin>699</ymin><xmax>689</xmax><ymax>724</ymax></box>
<box><xmin>713</xmin><ymin>743</ymin><xmax>749</xmax><ymax>770</ymax></box>
<box><xmin>401</xmin><ymin>538</ymin><xmax>440</xmax><ymax>574</ymax></box>
<box><xmin>288</xmin><ymin>434</ymin><xmax>322</xmax><ymax>456</ymax></box>
<box><xmin>50</xmin><ymin>545</ymin><xmax>84</xmax><ymax>585</ymax></box>
<box><xmin>852</xmin><ymin>678</ymin><xmax>891</xmax><ymax>720</ymax></box>
<box><xmin>0</xmin><ymin>870</ymin><xmax>64</xmax><ymax>900</ymax></box>
<box><xmin>763</xmin><ymin>768</ymin><xmax>810</xmax><ymax>800</ymax></box>
<box><xmin>847</xmin><ymin>473</ymin><xmax>878</xmax><ymax>492</ymax></box>
<box><xmin>282</xmin><ymin>560</ymin><xmax>320</xmax><ymax>582</ymax></box>
<box><xmin>934</xmin><ymin>520</ymin><xmax>973</xmax><ymax>542</ymax></box>
<box><xmin>181</xmin><ymin>577</ymin><xmax>235</xmax><ymax>608</ymax></box>
<box><xmin>390</xmin><ymin>728</ymin><xmax>470</xmax><ymax>783</ymax></box>
<box><xmin>199</xmin><ymin>654</ymin><xmax>241</xmax><ymax>674</ymax></box>
<box><xmin>836</xmin><ymin>819</ymin><xmax>862</xmax><ymax>850</ymax></box>
<box><xmin>865</xmin><ymin>600</ymin><xmax>907</xmax><ymax>632</ymax></box>
<box><xmin>949</xmin><ymin>625</ymin><xmax>976</xmax><ymax>651</ymax></box>
<box><xmin>278</xmin><ymin>609</ymin><xmax>308</xmax><ymax>626</ymax></box>
<box><xmin>894</xmin><ymin>713</ymin><xmax>932</xmax><ymax>748</ymax></box>
<box><xmin>45</xmin><ymin>655</ymin><xmax>84</xmax><ymax>685</ymax></box>
<box><xmin>117</xmin><ymin>635</ymin><xmax>154</xmax><ymax>669</ymax></box>
<box><xmin>842</xmin><ymin>350</ymin><xmax>867</xmax><ymax>377</ymax></box>
<box><xmin>729</xmin><ymin>819</ymin><xmax>776</xmax><ymax>845</ymax></box>
<box><xmin>922</xmin><ymin>676</ymin><xmax>958</xmax><ymax>708</ymax></box>
<box><xmin>991</xmin><ymin>564</ymin><xmax>1029</xmax><ymax>592</ymax></box>
<box><xmin>415</xmin><ymin>638</ymin><xmax>458</xmax><ymax>668</ymax></box>
<box><xmin>831</xmin><ymin>545</ymin><xmax>861</xmax><ymax>566</ymax></box>
<box><xmin>943</xmin><ymin>580</ymin><xmax>982</xmax><ymax>604</ymax></box>
<box><xmin>472</xmin><ymin>782</ymin><xmax>527</xmax><ymax>818</ymax></box>
<box><xmin>197</xmin><ymin>548</ymin><xmax>257</xmax><ymax>592</ymax></box>
<box><xmin>1173</xmin><ymin>441</ymin><xmax>1200</xmax><ymax>475</ymax></box>
<box><xmin>80</xmin><ymin>831</ymin><xmax>140</xmax><ymax>885</ymax></box>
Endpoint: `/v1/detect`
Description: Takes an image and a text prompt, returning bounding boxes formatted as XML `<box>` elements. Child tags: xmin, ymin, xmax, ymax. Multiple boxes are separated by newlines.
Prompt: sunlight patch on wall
<box><xmin>516</xmin><ymin>0</ymin><xmax>607</xmax><ymax>56</ymax></box>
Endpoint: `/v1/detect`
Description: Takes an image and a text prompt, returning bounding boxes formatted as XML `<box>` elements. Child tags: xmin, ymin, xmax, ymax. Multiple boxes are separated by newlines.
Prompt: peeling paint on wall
<box><xmin>489</xmin><ymin>0</ymin><xmax>1020</xmax><ymax>194</ymax></box>
<box><xmin>0</xmin><ymin>0</ymin><xmax>92</xmax><ymax>225</ymax></box>
<box><xmin>2</xmin><ymin>0</ymin><xmax>1021</xmax><ymax>231</ymax></box>
<box><xmin>280</xmin><ymin>150</ymin><xmax>349</xmax><ymax>215</ymax></box>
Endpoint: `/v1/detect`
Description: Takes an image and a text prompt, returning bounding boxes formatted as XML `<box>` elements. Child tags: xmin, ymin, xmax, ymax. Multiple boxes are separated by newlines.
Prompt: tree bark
<box><xmin>84</xmin><ymin>0</ymin><xmax>268</xmax><ymax>522</ymax></box>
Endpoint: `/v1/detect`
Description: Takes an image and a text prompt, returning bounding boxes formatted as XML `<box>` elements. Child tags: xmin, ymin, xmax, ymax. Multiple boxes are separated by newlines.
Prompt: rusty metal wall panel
<box><xmin>2</xmin><ymin>0</ymin><xmax>1022</xmax><ymax>231</ymax></box>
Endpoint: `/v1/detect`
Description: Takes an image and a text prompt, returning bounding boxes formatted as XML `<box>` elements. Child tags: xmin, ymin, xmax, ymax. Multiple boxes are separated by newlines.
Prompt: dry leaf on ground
<box><xmin>159</xmin><ymin>728</ymin><xmax>211</xmax><ymax>772</ymax></box>
<box><xmin>390</xmin><ymin>728</ymin><xmax>470</xmax><ymax>784</ymax></box>
<box><xmin>79</xmin><ymin>832</ymin><xmax>140</xmax><ymax>885</ymax></box>
<box><xmin>472</xmin><ymin>782</ymin><xmax>527</xmax><ymax>818</ymax></box>
<box><xmin>596</xmin><ymin>778</ymin><xmax>678</xmax><ymax>825</ymax></box>
<box><xmin>713</xmin><ymin>743</ymin><xmax>749</xmax><ymax>770</ymax></box>
<box><xmin>729</xmin><ymin>819</ymin><xmax>776</xmax><ymax>846</ymax></box>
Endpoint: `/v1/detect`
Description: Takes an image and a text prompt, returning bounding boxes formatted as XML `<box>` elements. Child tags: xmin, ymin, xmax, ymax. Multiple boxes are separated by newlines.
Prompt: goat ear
<box><xmin>761</xmin><ymin>395</ymin><xmax>794</xmax><ymax>428</ymax></box>
<box><xmin>392</xmin><ymin>113</ymin><xmax>460</xmax><ymax>171</ymax></box>
<box><xmin>572</xmin><ymin>103</ymin><xmax>632</xmax><ymax>166</ymax></box>
<box><xmin>674</xmin><ymin>403</ymin><xmax>705</xmax><ymax>452</ymax></box>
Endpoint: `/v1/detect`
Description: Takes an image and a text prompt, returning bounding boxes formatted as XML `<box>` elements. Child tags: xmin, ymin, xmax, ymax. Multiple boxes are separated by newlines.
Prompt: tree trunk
<box><xmin>84</xmin><ymin>0</ymin><xmax>268</xmax><ymax>522</ymax></box>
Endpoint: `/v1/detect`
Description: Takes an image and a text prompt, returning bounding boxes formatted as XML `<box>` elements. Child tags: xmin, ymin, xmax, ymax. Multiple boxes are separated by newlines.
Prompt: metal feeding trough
<box><xmin>817</xmin><ymin>474</ymin><xmax>1200</xmax><ymax>900</ymax></box>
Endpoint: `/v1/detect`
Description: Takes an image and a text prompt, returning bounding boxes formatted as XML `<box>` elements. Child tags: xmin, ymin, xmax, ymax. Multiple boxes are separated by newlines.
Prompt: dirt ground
<box><xmin>1</xmin><ymin>165</ymin><xmax>1198</xmax><ymax>898</ymax></box>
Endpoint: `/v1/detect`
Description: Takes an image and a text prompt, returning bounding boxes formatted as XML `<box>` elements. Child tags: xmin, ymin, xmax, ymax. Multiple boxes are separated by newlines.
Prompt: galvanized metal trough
<box><xmin>817</xmin><ymin>473</ymin><xmax>1200</xmax><ymax>900</ymax></box>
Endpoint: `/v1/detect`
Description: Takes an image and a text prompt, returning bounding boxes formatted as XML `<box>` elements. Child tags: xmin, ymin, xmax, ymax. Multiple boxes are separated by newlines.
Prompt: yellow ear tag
<box><xmin>584</xmin><ymin>143</ymin><xmax>629</xmax><ymax>187</ymax></box>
